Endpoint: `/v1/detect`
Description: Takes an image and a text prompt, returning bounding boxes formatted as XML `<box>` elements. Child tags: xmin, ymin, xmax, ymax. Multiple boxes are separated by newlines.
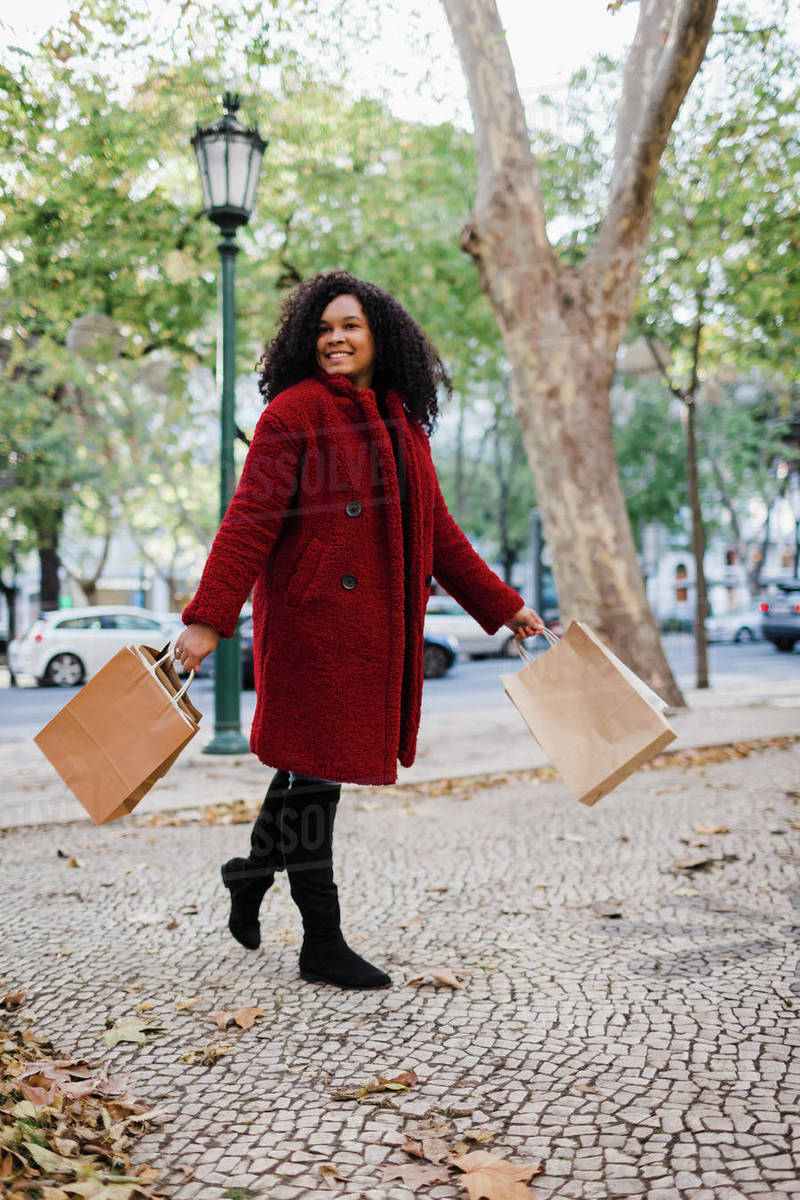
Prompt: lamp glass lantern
<box><xmin>191</xmin><ymin>92</ymin><xmax>267</xmax><ymax>230</ymax></box>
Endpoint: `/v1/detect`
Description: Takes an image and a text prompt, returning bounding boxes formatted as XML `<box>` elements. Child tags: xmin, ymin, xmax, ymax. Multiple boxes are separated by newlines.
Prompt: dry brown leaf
<box><xmin>52</xmin><ymin>1137</ymin><xmax>80</xmax><ymax>1157</ymax></box>
<box><xmin>18</xmin><ymin>1077</ymin><xmax>58</xmax><ymax>1106</ymax></box>
<box><xmin>449</xmin><ymin>1149</ymin><xmax>543</xmax><ymax>1200</ymax></box>
<box><xmin>331</xmin><ymin>1068</ymin><xmax>418</xmax><ymax>1100</ymax></box>
<box><xmin>2</xmin><ymin>990</ymin><xmax>27</xmax><ymax>1010</ymax></box>
<box><xmin>406</xmin><ymin>969</ymin><xmax>465</xmax><ymax>989</ymax></box>
<box><xmin>175</xmin><ymin>998</ymin><xmax>199</xmax><ymax>1011</ymax></box>
<box><xmin>180</xmin><ymin>1042</ymin><xmax>234</xmax><ymax>1065</ymax></box>
<box><xmin>132</xmin><ymin>1165</ymin><xmax>160</xmax><ymax>1185</ymax></box>
<box><xmin>382</xmin><ymin>1162</ymin><xmax>452</xmax><ymax>1187</ymax></box>
<box><xmin>673</xmin><ymin>854</ymin><xmax>715</xmax><ymax>872</ymax></box>
<box><xmin>463</xmin><ymin>1129</ymin><xmax>494</xmax><ymax>1143</ymax></box>
<box><xmin>402</xmin><ymin>1135</ymin><xmax>451</xmax><ymax>1162</ymax></box>
<box><xmin>208</xmin><ymin>1005</ymin><xmax>268</xmax><ymax>1031</ymax></box>
<box><xmin>318</xmin><ymin>1162</ymin><xmax>345</xmax><ymax>1187</ymax></box>
<box><xmin>694</xmin><ymin>825</ymin><xmax>729</xmax><ymax>834</ymax></box>
<box><xmin>425</xmin><ymin>885</ymin><xmax>449</xmax><ymax>893</ymax></box>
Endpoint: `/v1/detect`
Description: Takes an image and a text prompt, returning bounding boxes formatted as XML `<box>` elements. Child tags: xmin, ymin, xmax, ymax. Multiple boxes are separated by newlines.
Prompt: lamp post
<box><xmin>192</xmin><ymin>92</ymin><xmax>267</xmax><ymax>754</ymax></box>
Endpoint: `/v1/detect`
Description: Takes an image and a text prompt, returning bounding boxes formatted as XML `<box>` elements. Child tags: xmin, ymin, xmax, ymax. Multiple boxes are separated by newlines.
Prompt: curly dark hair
<box><xmin>256</xmin><ymin>271</ymin><xmax>451</xmax><ymax>436</ymax></box>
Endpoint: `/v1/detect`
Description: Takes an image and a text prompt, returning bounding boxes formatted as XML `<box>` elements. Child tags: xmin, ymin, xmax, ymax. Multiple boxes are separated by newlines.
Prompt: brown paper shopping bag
<box><xmin>500</xmin><ymin>620</ymin><xmax>676</xmax><ymax>806</ymax></box>
<box><xmin>34</xmin><ymin>642</ymin><xmax>202</xmax><ymax>824</ymax></box>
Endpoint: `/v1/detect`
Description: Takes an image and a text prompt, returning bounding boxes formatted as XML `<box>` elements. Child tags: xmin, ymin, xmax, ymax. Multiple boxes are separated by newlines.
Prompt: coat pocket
<box><xmin>286</xmin><ymin>536</ymin><xmax>327</xmax><ymax>607</ymax></box>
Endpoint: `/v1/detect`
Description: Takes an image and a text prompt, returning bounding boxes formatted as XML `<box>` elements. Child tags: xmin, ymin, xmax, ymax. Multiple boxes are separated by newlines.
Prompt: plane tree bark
<box><xmin>439</xmin><ymin>0</ymin><xmax>719</xmax><ymax>706</ymax></box>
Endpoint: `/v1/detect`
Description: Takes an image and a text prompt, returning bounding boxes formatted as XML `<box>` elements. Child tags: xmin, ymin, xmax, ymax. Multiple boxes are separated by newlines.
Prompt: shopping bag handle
<box><xmin>514</xmin><ymin>626</ymin><xmax>559</xmax><ymax>664</ymax></box>
<box><xmin>152</xmin><ymin>637</ymin><xmax>194</xmax><ymax>701</ymax></box>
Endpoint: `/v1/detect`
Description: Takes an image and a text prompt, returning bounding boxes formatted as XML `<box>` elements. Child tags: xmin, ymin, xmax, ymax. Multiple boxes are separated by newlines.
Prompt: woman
<box><xmin>175</xmin><ymin>271</ymin><xmax>544</xmax><ymax>991</ymax></box>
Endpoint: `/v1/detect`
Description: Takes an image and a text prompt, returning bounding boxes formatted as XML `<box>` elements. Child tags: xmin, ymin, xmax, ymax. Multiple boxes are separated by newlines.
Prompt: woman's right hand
<box><xmin>174</xmin><ymin>623</ymin><xmax>221</xmax><ymax>673</ymax></box>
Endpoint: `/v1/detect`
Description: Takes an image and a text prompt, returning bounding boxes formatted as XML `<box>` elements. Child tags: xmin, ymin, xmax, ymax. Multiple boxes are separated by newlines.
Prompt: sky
<box><xmin>3</xmin><ymin>0</ymin><xmax>641</xmax><ymax>125</ymax></box>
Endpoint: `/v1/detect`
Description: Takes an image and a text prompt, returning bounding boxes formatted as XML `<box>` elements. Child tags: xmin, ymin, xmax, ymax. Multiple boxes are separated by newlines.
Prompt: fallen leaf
<box><xmin>671</xmin><ymin>885</ymin><xmax>700</xmax><ymax>897</ymax></box>
<box><xmin>63</xmin><ymin>1185</ymin><xmax>140</xmax><ymax>1199</ymax></box>
<box><xmin>694</xmin><ymin>825</ymin><xmax>729</xmax><ymax>834</ymax></box>
<box><xmin>449</xmin><ymin>1149</ymin><xmax>543</xmax><ymax>1200</ymax></box>
<box><xmin>425</xmin><ymin>885</ymin><xmax>449</xmax><ymax>893</ymax></box>
<box><xmin>67</xmin><ymin>858</ymin><xmax>83</xmax><ymax>868</ymax></box>
<box><xmin>673</xmin><ymin>854</ymin><xmax>715</xmax><ymax>872</ymax></box>
<box><xmin>403</xmin><ymin>1135</ymin><xmax>451</xmax><ymax>1162</ymax></box>
<box><xmin>132</xmin><ymin>1164</ymin><xmax>160</xmax><ymax>1184</ymax></box>
<box><xmin>330</xmin><ymin>1068</ymin><xmax>418</xmax><ymax>1100</ymax></box>
<box><xmin>209</xmin><ymin>1006</ymin><xmax>268</xmax><ymax>1031</ymax></box>
<box><xmin>11</xmin><ymin>1100</ymin><xmax>40</xmax><ymax>1118</ymax></box>
<box><xmin>175</xmin><ymin>997</ymin><xmax>200</xmax><ymax>1011</ymax></box>
<box><xmin>462</xmin><ymin>1129</ymin><xmax>494</xmax><ymax>1143</ymax></box>
<box><xmin>52</xmin><ymin>1137</ymin><xmax>80</xmax><ymax>1157</ymax></box>
<box><xmin>379</xmin><ymin>1069</ymin><xmax>418</xmax><ymax>1090</ymax></box>
<box><xmin>18</xmin><ymin>1077</ymin><xmax>58</xmax><ymax>1105</ymax></box>
<box><xmin>103</xmin><ymin>1017</ymin><xmax>165</xmax><ymax>1048</ymax></box>
<box><xmin>23</xmin><ymin>1142</ymin><xmax>88</xmax><ymax>1177</ymax></box>
<box><xmin>2</xmin><ymin>990</ymin><xmax>27</xmax><ymax>1009</ymax></box>
<box><xmin>318</xmin><ymin>1162</ymin><xmax>345</xmax><ymax>1187</ymax></box>
<box><xmin>406</xmin><ymin>969</ymin><xmax>465</xmax><ymax>989</ymax></box>
<box><xmin>590</xmin><ymin>901</ymin><xmax>623</xmax><ymax>919</ymax></box>
<box><xmin>381</xmin><ymin>1163</ymin><xmax>452</xmax><ymax>1186</ymax></box>
<box><xmin>180</xmin><ymin>1042</ymin><xmax>234</xmax><ymax>1065</ymax></box>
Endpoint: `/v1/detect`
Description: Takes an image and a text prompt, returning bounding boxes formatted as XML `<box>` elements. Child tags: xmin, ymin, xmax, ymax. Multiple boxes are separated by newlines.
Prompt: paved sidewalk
<box><xmin>2</xmin><ymin>739</ymin><xmax>799</xmax><ymax>1199</ymax></box>
<box><xmin>2</xmin><ymin>675</ymin><xmax>799</xmax><ymax>828</ymax></box>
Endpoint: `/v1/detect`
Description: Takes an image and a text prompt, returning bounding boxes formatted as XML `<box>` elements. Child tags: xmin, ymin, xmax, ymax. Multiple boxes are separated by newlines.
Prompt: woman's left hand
<box><xmin>505</xmin><ymin>605</ymin><xmax>546</xmax><ymax>639</ymax></box>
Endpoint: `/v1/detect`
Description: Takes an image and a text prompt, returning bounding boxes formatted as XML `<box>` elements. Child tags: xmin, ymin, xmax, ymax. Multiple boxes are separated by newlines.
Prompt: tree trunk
<box><xmin>37</xmin><ymin>519</ymin><xmax>61</xmax><ymax>612</ymax></box>
<box><xmin>491</xmin><ymin>408</ymin><xmax>515</xmax><ymax>587</ymax></box>
<box><xmin>455</xmin><ymin>388</ymin><xmax>467</xmax><ymax>521</ymax></box>
<box><xmin>438</xmin><ymin>0</ymin><xmax>717</xmax><ymax>710</ymax></box>
<box><xmin>0</xmin><ymin>578</ymin><xmax>17</xmax><ymax>643</ymax></box>
<box><xmin>685</xmin><ymin>395</ymin><xmax>709</xmax><ymax>688</ymax></box>
<box><xmin>747</xmin><ymin>500</ymin><xmax>772</xmax><ymax>595</ymax></box>
<box><xmin>500</xmin><ymin>306</ymin><xmax>684</xmax><ymax>705</ymax></box>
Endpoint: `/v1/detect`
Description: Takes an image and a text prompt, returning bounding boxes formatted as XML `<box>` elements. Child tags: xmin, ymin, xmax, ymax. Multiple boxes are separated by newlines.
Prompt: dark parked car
<box><xmin>761</xmin><ymin>581</ymin><xmax>800</xmax><ymax>652</ymax></box>
<box><xmin>238</xmin><ymin>619</ymin><xmax>457</xmax><ymax>690</ymax></box>
<box><xmin>422</xmin><ymin>630</ymin><xmax>458</xmax><ymax>678</ymax></box>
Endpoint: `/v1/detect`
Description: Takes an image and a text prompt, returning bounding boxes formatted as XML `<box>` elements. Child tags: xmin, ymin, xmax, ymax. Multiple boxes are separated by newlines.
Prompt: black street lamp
<box><xmin>192</xmin><ymin>92</ymin><xmax>267</xmax><ymax>755</ymax></box>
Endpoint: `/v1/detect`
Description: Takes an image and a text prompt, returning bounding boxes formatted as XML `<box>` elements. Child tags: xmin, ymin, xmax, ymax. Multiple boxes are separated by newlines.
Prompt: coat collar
<box><xmin>312</xmin><ymin>368</ymin><xmax>407</xmax><ymax>425</ymax></box>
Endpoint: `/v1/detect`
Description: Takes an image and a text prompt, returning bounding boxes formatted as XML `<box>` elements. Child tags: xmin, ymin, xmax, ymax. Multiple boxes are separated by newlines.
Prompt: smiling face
<box><xmin>315</xmin><ymin>294</ymin><xmax>376</xmax><ymax>391</ymax></box>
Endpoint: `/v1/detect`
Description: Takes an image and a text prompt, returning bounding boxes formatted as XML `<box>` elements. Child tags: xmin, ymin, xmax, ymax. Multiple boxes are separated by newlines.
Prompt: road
<box><xmin>1</xmin><ymin>635</ymin><xmax>796</xmax><ymax>742</ymax></box>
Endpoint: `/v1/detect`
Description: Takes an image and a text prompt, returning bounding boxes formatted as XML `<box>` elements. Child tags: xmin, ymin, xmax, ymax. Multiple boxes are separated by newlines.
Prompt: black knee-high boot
<box><xmin>221</xmin><ymin>768</ymin><xmax>290</xmax><ymax>950</ymax></box>
<box><xmin>281</xmin><ymin>775</ymin><xmax>392</xmax><ymax>990</ymax></box>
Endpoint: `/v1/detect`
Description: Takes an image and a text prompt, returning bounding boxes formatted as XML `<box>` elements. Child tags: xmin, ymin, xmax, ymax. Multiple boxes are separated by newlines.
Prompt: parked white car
<box><xmin>425</xmin><ymin>593</ymin><xmax>531</xmax><ymax>658</ymax></box>
<box><xmin>705</xmin><ymin>604</ymin><xmax>764</xmax><ymax>644</ymax></box>
<box><xmin>8</xmin><ymin>606</ymin><xmax>175</xmax><ymax>687</ymax></box>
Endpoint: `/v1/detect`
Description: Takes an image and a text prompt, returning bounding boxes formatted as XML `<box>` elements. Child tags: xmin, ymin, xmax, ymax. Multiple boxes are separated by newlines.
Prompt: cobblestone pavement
<box><xmin>2</xmin><ymin>742</ymin><xmax>799</xmax><ymax>1200</ymax></box>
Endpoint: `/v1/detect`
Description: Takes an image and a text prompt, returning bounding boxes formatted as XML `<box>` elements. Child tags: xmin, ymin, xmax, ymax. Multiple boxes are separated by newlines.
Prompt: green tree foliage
<box><xmin>612</xmin><ymin>384</ymin><xmax>688</xmax><ymax>543</ymax></box>
<box><xmin>1</xmin><ymin>0</ymin><xmax>507</xmax><ymax>604</ymax></box>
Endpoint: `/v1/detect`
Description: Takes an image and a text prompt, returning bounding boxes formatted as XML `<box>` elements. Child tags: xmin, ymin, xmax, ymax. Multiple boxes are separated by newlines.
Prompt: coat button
<box><xmin>345</xmin><ymin>501</ymin><xmax>362</xmax><ymax>517</ymax></box>
<box><xmin>341</xmin><ymin>574</ymin><xmax>357</xmax><ymax>590</ymax></box>
<box><xmin>425</xmin><ymin>574</ymin><xmax>433</xmax><ymax>586</ymax></box>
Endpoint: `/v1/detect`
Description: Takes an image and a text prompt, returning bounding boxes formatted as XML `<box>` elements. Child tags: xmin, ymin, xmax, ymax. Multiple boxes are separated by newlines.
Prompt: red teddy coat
<box><xmin>182</xmin><ymin>371</ymin><xmax>525</xmax><ymax>785</ymax></box>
